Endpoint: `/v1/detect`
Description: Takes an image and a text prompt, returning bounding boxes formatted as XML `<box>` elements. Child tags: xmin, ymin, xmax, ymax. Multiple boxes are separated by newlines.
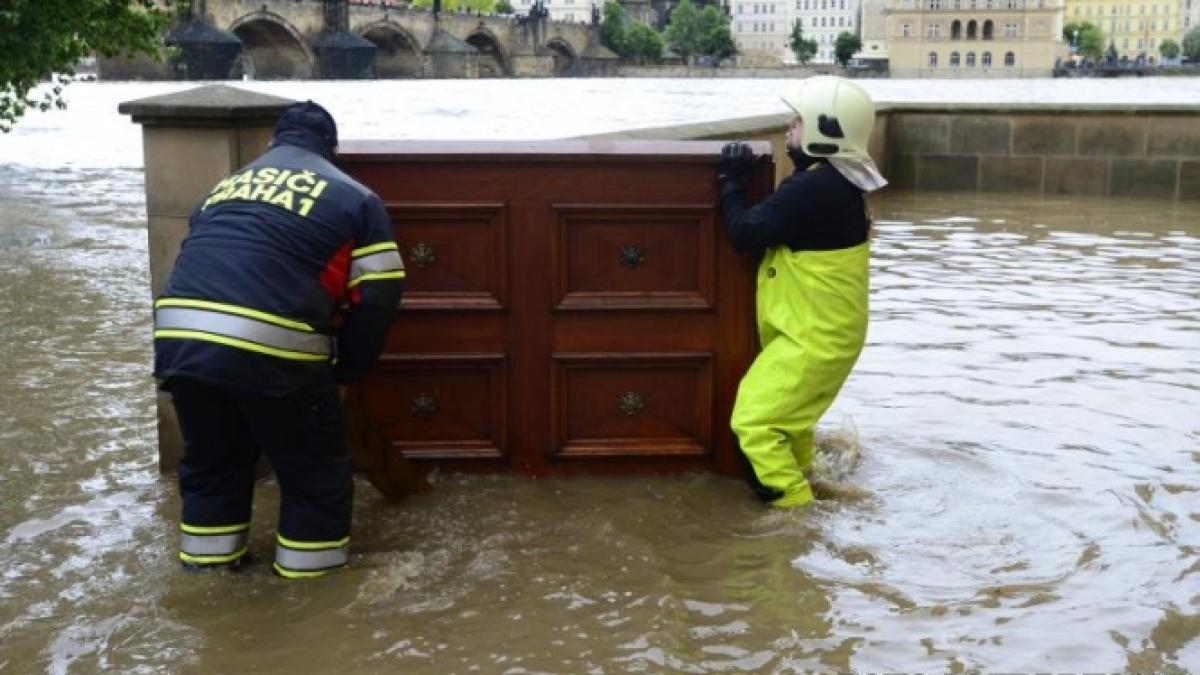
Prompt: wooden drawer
<box><xmin>359</xmin><ymin>354</ymin><xmax>506</xmax><ymax>460</ymax></box>
<box><xmin>341</xmin><ymin>140</ymin><xmax>772</xmax><ymax>477</ymax></box>
<box><xmin>551</xmin><ymin>353</ymin><xmax>713</xmax><ymax>459</ymax></box>
<box><xmin>387</xmin><ymin>203</ymin><xmax>508</xmax><ymax>311</ymax></box>
<box><xmin>553</xmin><ymin>205</ymin><xmax>714</xmax><ymax>311</ymax></box>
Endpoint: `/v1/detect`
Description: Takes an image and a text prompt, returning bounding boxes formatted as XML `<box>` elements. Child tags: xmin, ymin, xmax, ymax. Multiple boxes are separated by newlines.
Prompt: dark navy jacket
<box><xmin>154</xmin><ymin>137</ymin><xmax>404</xmax><ymax>396</ymax></box>
<box><xmin>718</xmin><ymin>152</ymin><xmax>869</xmax><ymax>254</ymax></box>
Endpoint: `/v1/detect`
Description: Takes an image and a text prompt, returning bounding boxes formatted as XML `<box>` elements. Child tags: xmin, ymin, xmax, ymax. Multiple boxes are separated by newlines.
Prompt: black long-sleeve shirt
<box><xmin>718</xmin><ymin>158</ymin><xmax>869</xmax><ymax>255</ymax></box>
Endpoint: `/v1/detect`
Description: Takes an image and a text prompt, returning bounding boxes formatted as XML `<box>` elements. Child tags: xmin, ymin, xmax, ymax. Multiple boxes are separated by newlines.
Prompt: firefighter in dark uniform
<box><xmin>154</xmin><ymin>101</ymin><xmax>405</xmax><ymax>578</ymax></box>
<box><xmin>716</xmin><ymin>77</ymin><xmax>887</xmax><ymax>509</ymax></box>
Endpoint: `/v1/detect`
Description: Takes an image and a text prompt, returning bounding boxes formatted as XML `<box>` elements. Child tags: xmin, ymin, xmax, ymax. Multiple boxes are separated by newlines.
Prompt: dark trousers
<box><xmin>168</xmin><ymin>376</ymin><xmax>353</xmax><ymax>547</ymax></box>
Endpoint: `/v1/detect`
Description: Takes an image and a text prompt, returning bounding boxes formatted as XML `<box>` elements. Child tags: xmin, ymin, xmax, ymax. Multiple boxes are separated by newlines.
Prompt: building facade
<box><xmin>730</xmin><ymin>0</ymin><xmax>792</xmax><ymax>64</ymax></box>
<box><xmin>514</xmin><ymin>0</ymin><xmax>595</xmax><ymax>23</ymax></box>
<box><xmin>858</xmin><ymin>0</ymin><xmax>891</xmax><ymax>62</ymax></box>
<box><xmin>1185</xmin><ymin>0</ymin><xmax>1200</xmax><ymax>33</ymax></box>
<box><xmin>786</xmin><ymin>0</ymin><xmax>864</xmax><ymax>63</ymax></box>
<box><xmin>1064</xmin><ymin>0</ymin><xmax>1182</xmax><ymax>60</ymax></box>
<box><xmin>886</xmin><ymin>0</ymin><xmax>1067</xmax><ymax>76</ymax></box>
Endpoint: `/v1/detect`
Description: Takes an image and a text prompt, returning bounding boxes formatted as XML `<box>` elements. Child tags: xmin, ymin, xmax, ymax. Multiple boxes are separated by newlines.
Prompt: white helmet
<box><xmin>781</xmin><ymin>76</ymin><xmax>875</xmax><ymax>159</ymax></box>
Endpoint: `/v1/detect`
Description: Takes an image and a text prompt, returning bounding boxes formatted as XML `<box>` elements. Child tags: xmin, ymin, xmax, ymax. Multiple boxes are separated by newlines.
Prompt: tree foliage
<box><xmin>1158</xmin><ymin>38</ymin><xmax>1180</xmax><ymax>61</ymax></box>
<box><xmin>413</xmin><ymin>0</ymin><xmax>498</xmax><ymax>13</ymax></box>
<box><xmin>1183</xmin><ymin>26</ymin><xmax>1200</xmax><ymax>62</ymax></box>
<box><xmin>1105</xmin><ymin>41</ymin><xmax>1119</xmax><ymax>62</ymax></box>
<box><xmin>833</xmin><ymin>31</ymin><xmax>861</xmax><ymax>66</ymax></box>
<box><xmin>495</xmin><ymin>0</ymin><xmax>515</xmax><ymax>14</ymax></box>
<box><xmin>696</xmin><ymin>5</ymin><xmax>736</xmax><ymax>63</ymax></box>
<box><xmin>662</xmin><ymin>0</ymin><xmax>703</xmax><ymax>63</ymax></box>
<box><xmin>626</xmin><ymin>22</ymin><xmax>664</xmax><ymax>65</ymax></box>
<box><xmin>601</xmin><ymin>1</ymin><xmax>630</xmax><ymax>56</ymax></box>
<box><xmin>0</xmin><ymin>0</ymin><xmax>176</xmax><ymax>132</ymax></box>
<box><xmin>1062</xmin><ymin>21</ymin><xmax>1104</xmax><ymax>60</ymax></box>
<box><xmin>788</xmin><ymin>20</ymin><xmax>817</xmax><ymax>64</ymax></box>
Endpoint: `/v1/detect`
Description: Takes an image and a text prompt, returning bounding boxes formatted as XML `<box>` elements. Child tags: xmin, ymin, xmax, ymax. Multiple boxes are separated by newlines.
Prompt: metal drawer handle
<box><xmin>617</xmin><ymin>391</ymin><xmax>644</xmax><ymax>416</ymax></box>
<box><xmin>411</xmin><ymin>393</ymin><xmax>438</xmax><ymax>419</ymax></box>
<box><xmin>619</xmin><ymin>244</ymin><xmax>645</xmax><ymax>269</ymax></box>
<box><xmin>410</xmin><ymin>243</ymin><xmax>435</xmax><ymax>268</ymax></box>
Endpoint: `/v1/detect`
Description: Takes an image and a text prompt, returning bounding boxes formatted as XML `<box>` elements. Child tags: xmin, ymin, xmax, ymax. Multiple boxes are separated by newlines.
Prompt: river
<box><xmin>0</xmin><ymin>79</ymin><xmax>1198</xmax><ymax>673</ymax></box>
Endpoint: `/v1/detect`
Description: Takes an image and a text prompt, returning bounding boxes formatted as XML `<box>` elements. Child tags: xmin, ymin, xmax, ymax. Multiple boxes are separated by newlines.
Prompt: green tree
<box><xmin>1063</xmin><ymin>21</ymin><xmax>1104</xmax><ymax>60</ymax></box>
<box><xmin>626</xmin><ymin>22</ymin><xmax>664</xmax><ymax>65</ymax></box>
<box><xmin>495</xmin><ymin>0</ymin><xmax>515</xmax><ymax>14</ymax></box>
<box><xmin>413</xmin><ymin>0</ymin><xmax>496</xmax><ymax>12</ymax></box>
<box><xmin>601</xmin><ymin>1</ymin><xmax>630</xmax><ymax>57</ymax></box>
<box><xmin>696</xmin><ymin>6</ymin><xmax>736</xmax><ymax>62</ymax></box>
<box><xmin>1105</xmin><ymin>40</ymin><xmax>1119</xmax><ymax>62</ymax></box>
<box><xmin>788</xmin><ymin>20</ymin><xmax>818</xmax><ymax>65</ymax></box>
<box><xmin>663</xmin><ymin>0</ymin><xmax>703</xmax><ymax>63</ymax></box>
<box><xmin>1</xmin><ymin>0</ymin><xmax>176</xmax><ymax>132</ymax></box>
<box><xmin>833</xmin><ymin>31</ymin><xmax>862</xmax><ymax>66</ymax></box>
<box><xmin>1183</xmin><ymin>26</ymin><xmax>1200</xmax><ymax>61</ymax></box>
<box><xmin>1158</xmin><ymin>38</ymin><xmax>1180</xmax><ymax>61</ymax></box>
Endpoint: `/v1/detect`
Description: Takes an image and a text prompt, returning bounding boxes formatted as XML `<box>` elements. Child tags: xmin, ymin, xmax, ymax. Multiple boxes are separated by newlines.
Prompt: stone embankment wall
<box><xmin>585</xmin><ymin>105</ymin><xmax>1200</xmax><ymax>200</ymax></box>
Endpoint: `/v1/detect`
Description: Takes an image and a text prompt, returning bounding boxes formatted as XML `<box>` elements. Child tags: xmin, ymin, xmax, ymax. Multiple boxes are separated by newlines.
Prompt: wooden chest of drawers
<box><xmin>339</xmin><ymin>140</ymin><xmax>773</xmax><ymax>476</ymax></box>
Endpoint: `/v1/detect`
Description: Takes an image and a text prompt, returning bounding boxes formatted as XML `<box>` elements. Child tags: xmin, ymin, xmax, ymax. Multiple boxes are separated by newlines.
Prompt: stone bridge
<box><xmin>104</xmin><ymin>0</ymin><xmax>616</xmax><ymax>80</ymax></box>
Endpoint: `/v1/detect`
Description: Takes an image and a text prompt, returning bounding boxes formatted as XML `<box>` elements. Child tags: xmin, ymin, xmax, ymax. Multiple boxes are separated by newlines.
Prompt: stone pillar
<box><xmin>118</xmin><ymin>85</ymin><xmax>295</xmax><ymax>472</ymax></box>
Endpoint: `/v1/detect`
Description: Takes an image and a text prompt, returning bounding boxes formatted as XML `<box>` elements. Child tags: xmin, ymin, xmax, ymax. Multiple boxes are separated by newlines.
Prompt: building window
<box><xmin>927</xmin><ymin>22</ymin><xmax>942</xmax><ymax>37</ymax></box>
<box><xmin>982</xmin><ymin>51</ymin><xmax>992</xmax><ymax>66</ymax></box>
<box><xmin>1004</xmin><ymin>51</ymin><xmax>1015</xmax><ymax>66</ymax></box>
<box><xmin>928</xmin><ymin>51</ymin><xmax>939</xmax><ymax>67</ymax></box>
<box><xmin>951</xmin><ymin>19</ymin><xmax>962</xmax><ymax>38</ymax></box>
<box><xmin>1004</xmin><ymin>22</ymin><xmax>1018</xmax><ymax>37</ymax></box>
<box><xmin>967</xmin><ymin>51</ymin><xmax>976</xmax><ymax>66</ymax></box>
<box><xmin>929</xmin><ymin>0</ymin><xmax>941</xmax><ymax>8</ymax></box>
<box><xmin>983</xmin><ymin>19</ymin><xmax>993</xmax><ymax>39</ymax></box>
<box><xmin>902</xmin><ymin>22</ymin><xmax>912</xmax><ymax>37</ymax></box>
<box><xmin>950</xmin><ymin>51</ymin><xmax>961</xmax><ymax>65</ymax></box>
<box><xmin>967</xmin><ymin>19</ymin><xmax>978</xmax><ymax>38</ymax></box>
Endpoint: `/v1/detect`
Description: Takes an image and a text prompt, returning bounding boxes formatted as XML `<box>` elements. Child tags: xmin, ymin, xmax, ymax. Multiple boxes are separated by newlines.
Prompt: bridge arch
<box><xmin>465</xmin><ymin>28</ymin><xmax>509</xmax><ymax>77</ymax></box>
<box><xmin>544</xmin><ymin>38</ymin><xmax>577</xmax><ymax>75</ymax></box>
<box><xmin>361</xmin><ymin>20</ymin><xmax>423</xmax><ymax>78</ymax></box>
<box><xmin>228</xmin><ymin>11</ymin><xmax>314</xmax><ymax>79</ymax></box>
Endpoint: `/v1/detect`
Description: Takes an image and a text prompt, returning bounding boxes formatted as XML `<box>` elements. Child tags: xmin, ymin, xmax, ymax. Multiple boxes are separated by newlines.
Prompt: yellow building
<box><xmin>886</xmin><ymin>0</ymin><xmax>1068</xmax><ymax>76</ymax></box>
<box><xmin>1065</xmin><ymin>0</ymin><xmax>1181</xmax><ymax>60</ymax></box>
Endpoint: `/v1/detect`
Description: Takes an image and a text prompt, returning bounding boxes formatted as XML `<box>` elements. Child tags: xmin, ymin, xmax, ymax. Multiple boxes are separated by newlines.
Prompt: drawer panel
<box><xmin>359</xmin><ymin>354</ymin><xmax>506</xmax><ymax>460</ymax></box>
<box><xmin>551</xmin><ymin>353</ymin><xmax>712</xmax><ymax>459</ymax></box>
<box><xmin>386</xmin><ymin>203</ymin><xmax>508</xmax><ymax>310</ymax></box>
<box><xmin>553</xmin><ymin>205</ymin><xmax>714</xmax><ymax>311</ymax></box>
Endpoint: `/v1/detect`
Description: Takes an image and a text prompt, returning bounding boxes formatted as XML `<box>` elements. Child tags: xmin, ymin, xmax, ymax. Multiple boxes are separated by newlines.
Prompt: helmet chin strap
<box><xmin>786</xmin><ymin>146</ymin><xmax>823</xmax><ymax>171</ymax></box>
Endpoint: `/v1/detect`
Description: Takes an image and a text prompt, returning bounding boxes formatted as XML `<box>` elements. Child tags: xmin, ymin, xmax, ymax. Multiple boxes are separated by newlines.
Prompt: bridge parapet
<box><xmin>100</xmin><ymin>0</ymin><xmax>610</xmax><ymax>80</ymax></box>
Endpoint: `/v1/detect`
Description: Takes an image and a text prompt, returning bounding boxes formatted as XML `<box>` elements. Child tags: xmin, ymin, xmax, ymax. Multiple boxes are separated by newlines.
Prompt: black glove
<box><xmin>717</xmin><ymin>141</ymin><xmax>756</xmax><ymax>182</ymax></box>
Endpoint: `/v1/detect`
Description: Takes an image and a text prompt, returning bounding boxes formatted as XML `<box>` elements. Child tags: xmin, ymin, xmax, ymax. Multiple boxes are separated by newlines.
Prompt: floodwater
<box><xmin>1</xmin><ymin>81</ymin><xmax>1198</xmax><ymax>673</ymax></box>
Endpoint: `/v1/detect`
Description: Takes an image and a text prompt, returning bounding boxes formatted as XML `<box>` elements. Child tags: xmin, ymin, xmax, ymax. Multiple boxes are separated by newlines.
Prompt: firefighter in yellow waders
<box><xmin>716</xmin><ymin>77</ymin><xmax>888</xmax><ymax>508</ymax></box>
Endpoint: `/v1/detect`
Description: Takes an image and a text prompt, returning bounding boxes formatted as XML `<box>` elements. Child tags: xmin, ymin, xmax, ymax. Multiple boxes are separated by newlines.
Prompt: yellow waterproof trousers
<box><xmin>731</xmin><ymin>242</ymin><xmax>869</xmax><ymax>508</ymax></box>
